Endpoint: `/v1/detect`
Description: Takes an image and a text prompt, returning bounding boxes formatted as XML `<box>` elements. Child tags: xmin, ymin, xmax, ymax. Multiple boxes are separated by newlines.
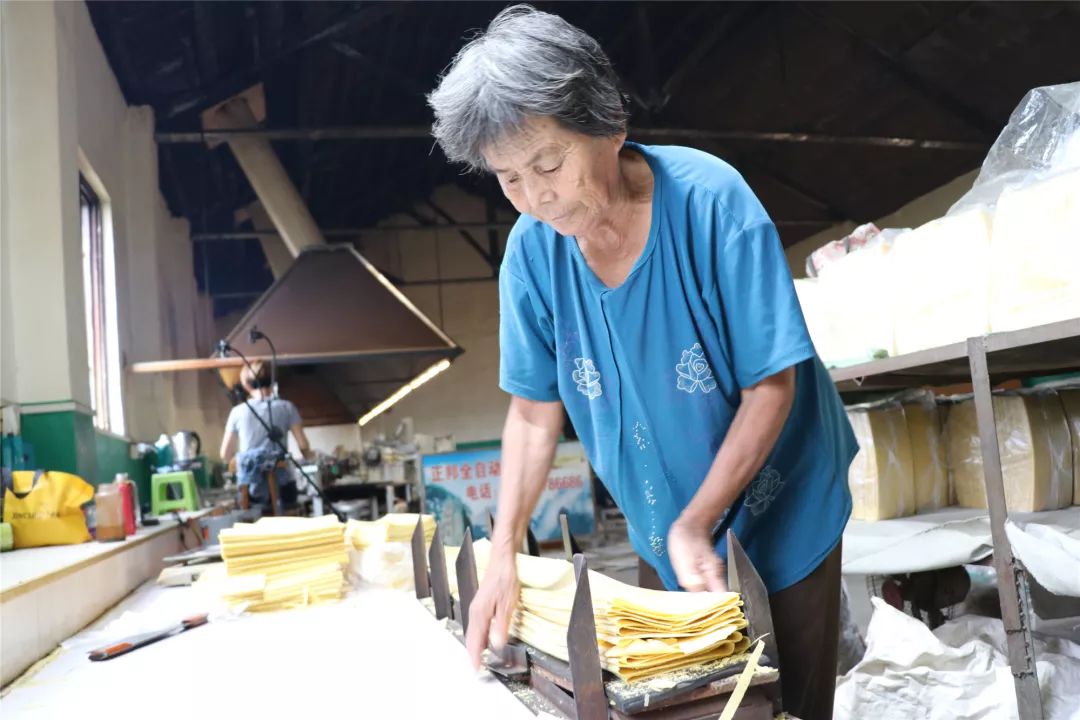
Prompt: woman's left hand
<box><xmin>667</xmin><ymin>519</ymin><xmax>727</xmax><ymax>592</ymax></box>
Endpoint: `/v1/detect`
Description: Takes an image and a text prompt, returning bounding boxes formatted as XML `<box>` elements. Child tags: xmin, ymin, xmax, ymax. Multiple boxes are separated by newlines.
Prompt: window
<box><xmin>80</xmin><ymin>175</ymin><xmax>123</xmax><ymax>434</ymax></box>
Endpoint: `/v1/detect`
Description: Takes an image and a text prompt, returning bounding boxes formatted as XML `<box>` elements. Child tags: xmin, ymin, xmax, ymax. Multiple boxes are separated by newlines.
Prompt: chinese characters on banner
<box><xmin>421</xmin><ymin>441</ymin><xmax>594</xmax><ymax>546</ymax></box>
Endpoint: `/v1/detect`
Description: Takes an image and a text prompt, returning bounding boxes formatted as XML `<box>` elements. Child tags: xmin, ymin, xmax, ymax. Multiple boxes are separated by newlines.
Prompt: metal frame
<box><xmin>968</xmin><ymin>337</ymin><xmax>1042</xmax><ymax>717</ymax></box>
<box><xmin>831</xmin><ymin>318</ymin><xmax>1080</xmax><ymax>720</ymax></box>
<box><xmin>154</xmin><ymin>125</ymin><xmax>986</xmax><ymax>151</ymax></box>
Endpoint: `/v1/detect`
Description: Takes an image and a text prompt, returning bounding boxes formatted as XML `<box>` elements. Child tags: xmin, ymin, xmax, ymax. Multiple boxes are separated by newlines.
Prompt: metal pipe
<box><xmin>156</xmin><ymin>126</ymin><xmax>987</xmax><ymax>151</ymax></box>
<box><xmin>191</xmin><ymin>223</ymin><xmax>513</xmax><ymax>241</ymax></box>
<box><xmin>190</xmin><ymin>219</ymin><xmax>830</xmax><ymax>242</ymax></box>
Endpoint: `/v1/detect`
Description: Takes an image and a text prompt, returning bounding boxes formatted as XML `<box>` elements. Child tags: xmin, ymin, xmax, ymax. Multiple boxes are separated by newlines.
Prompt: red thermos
<box><xmin>116</xmin><ymin>475</ymin><xmax>136</xmax><ymax>537</ymax></box>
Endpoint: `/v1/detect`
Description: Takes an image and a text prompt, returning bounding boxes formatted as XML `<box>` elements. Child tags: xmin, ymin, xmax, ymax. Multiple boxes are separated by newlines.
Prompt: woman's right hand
<box><xmin>465</xmin><ymin>549</ymin><xmax>520</xmax><ymax>670</ymax></box>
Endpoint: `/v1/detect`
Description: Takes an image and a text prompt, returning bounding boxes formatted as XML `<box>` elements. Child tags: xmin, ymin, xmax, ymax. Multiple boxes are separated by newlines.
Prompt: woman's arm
<box><xmin>668</xmin><ymin>366</ymin><xmax>796</xmax><ymax>591</ymax></box>
<box><xmin>465</xmin><ymin>395</ymin><xmax>564</xmax><ymax>668</ymax></box>
<box><xmin>220</xmin><ymin>431</ymin><xmax>239</xmax><ymax>464</ymax></box>
<box><xmin>290</xmin><ymin>424</ymin><xmax>312</xmax><ymax>460</ymax></box>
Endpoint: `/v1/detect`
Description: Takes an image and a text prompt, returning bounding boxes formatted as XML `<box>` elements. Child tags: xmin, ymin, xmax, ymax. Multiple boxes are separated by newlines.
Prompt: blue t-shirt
<box><xmin>498</xmin><ymin>143</ymin><xmax>856</xmax><ymax>593</ymax></box>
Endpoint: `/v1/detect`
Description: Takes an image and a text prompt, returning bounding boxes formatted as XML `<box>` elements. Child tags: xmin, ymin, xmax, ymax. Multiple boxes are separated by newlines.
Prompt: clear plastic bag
<box><xmin>950</xmin><ymin>82</ymin><xmax>1080</xmax><ymax>215</ymax></box>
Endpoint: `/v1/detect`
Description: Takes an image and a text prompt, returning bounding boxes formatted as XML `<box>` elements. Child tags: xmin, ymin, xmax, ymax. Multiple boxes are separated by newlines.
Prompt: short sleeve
<box><xmin>499</xmin><ymin>269</ymin><xmax>560</xmax><ymax>402</ymax></box>
<box><xmin>714</xmin><ymin>222</ymin><xmax>815</xmax><ymax>389</ymax></box>
<box><xmin>283</xmin><ymin>400</ymin><xmax>302</xmax><ymax>427</ymax></box>
<box><xmin>225</xmin><ymin>406</ymin><xmax>240</xmax><ymax>434</ymax></box>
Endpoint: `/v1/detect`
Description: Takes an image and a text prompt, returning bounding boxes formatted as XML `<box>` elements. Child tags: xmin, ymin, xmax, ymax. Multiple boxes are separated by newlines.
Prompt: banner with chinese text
<box><xmin>421</xmin><ymin>441</ymin><xmax>594</xmax><ymax>546</ymax></box>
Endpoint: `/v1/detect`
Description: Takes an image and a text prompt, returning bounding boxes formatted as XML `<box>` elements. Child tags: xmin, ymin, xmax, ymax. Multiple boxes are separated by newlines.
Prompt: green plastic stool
<box><xmin>151</xmin><ymin>471</ymin><xmax>200</xmax><ymax>515</ymax></box>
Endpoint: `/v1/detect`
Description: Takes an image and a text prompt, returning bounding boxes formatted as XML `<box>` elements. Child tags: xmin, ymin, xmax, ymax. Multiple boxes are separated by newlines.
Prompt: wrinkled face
<box><xmin>482</xmin><ymin>116</ymin><xmax>625</xmax><ymax>237</ymax></box>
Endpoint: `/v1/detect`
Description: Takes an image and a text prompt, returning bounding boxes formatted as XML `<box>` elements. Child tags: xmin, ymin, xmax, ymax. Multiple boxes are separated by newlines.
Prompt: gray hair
<box><xmin>428</xmin><ymin>5</ymin><xmax>628</xmax><ymax>171</ymax></box>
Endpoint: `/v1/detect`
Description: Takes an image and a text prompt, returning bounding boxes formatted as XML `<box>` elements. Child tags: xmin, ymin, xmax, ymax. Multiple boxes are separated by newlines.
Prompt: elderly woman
<box><xmin>429</xmin><ymin>7</ymin><xmax>856</xmax><ymax>718</ymax></box>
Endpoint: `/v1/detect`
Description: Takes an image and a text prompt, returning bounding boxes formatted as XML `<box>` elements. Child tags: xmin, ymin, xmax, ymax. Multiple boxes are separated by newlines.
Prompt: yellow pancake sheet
<box><xmin>211</xmin><ymin>516</ymin><xmax>348</xmax><ymax>612</ymax></box>
<box><xmin>457</xmin><ymin>539</ymin><xmax>751</xmax><ymax>682</ymax></box>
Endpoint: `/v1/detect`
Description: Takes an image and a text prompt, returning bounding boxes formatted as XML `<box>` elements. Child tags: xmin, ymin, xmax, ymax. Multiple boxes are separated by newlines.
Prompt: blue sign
<box><xmin>421</xmin><ymin>442</ymin><xmax>594</xmax><ymax>546</ymax></box>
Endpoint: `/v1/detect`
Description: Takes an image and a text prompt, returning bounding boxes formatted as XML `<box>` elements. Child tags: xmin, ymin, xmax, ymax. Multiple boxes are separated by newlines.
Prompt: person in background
<box><xmin>428</xmin><ymin>7</ymin><xmax>856</xmax><ymax>720</ymax></box>
<box><xmin>219</xmin><ymin>362</ymin><xmax>311</xmax><ymax>513</ymax></box>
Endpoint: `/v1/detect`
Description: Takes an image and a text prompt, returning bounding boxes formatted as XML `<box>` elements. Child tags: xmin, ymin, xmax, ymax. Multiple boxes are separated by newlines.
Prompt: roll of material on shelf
<box><xmin>900</xmin><ymin>391</ymin><xmax>949</xmax><ymax>513</ymax></box>
<box><xmin>1060</xmin><ymin>389</ymin><xmax>1080</xmax><ymax>504</ymax></box>
<box><xmin>847</xmin><ymin>403</ymin><xmax>916</xmax><ymax>521</ymax></box>
<box><xmin>945</xmin><ymin>393</ymin><xmax>1074</xmax><ymax>512</ymax></box>
<box><xmin>990</xmin><ymin>169</ymin><xmax>1080</xmax><ymax>333</ymax></box>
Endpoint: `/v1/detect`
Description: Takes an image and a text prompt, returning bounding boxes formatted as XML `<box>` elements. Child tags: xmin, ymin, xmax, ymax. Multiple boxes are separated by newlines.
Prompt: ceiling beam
<box><xmin>413</xmin><ymin>202</ymin><xmax>499</xmax><ymax>273</ymax></box>
<box><xmin>100</xmin><ymin>5</ymin><xmax>140</xmax><ymax>100</ymax></box>
<box><xmin>191</xmin><ymin>218</ymin><xmax>832</xmax><ymax>243</ymax></box>
<box><xmin>660</xmin><ymin>4</ymin><xmax>765</xmax><ymax>105</ymax></box>
<box><xmin>330</xmin><ymin>39</ymin><xmax>431</xmax><ymax>99</ymax></box>
<box><xmin>398</xmin><ymin>276</ymin><xmax>498</xmax><ymax>287</ymax></box>
<box><xmin>155</xmin><ymin>125</ymin><xmax>987</xmax><ymax>151</ymax></box>
<box><xmin>485</xmin><ymin>196</ymin><xmax>502</xmax><ymax>265</ymax></box>
<box><xmin>798</xmin><ymin>4</ymin><xmax>999</xmax><ymax>137</ymax></box>
<box><xmin>629</xmin><ymin>5</ymin><xmax>664</xmax><ymax>114</ymax></box>
<box><xmin>161</xmin><ymin>2</ymin><xmax>399</xmax><ymax>120</ymax></box>
<box><xmin>191</xmin><ymin>223</ymin><xmax>515</xmax><ymax>242</ymax></box>
<box><xmin>191</xmin><ymin>2</ymin><xmax>220</xmax><ymax>84</ymax></box>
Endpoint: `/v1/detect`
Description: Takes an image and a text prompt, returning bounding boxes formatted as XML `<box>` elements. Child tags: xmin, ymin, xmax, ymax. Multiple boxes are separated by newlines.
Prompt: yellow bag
<box><xmin>2</xmin><ymin>470</ymin><xmax>94</xmax><ymax>548</ymax></box>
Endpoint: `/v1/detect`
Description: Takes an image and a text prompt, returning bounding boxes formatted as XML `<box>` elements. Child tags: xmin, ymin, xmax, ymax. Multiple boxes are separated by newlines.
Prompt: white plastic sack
<box><xmin>835</xmin><ymin>598</ymin><xmax>1080</xmax><ymax>720</ymax></box>
<box><xmin>1006</xmin><ymin>521</ymin><xmax>1080</xmax><ymax>598</ymax></box>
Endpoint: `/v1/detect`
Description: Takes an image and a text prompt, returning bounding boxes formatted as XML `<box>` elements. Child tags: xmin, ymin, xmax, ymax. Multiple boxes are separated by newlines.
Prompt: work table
<box><xmin>1</xmin><ymin>579</ymin><xmax>541</xmax><ymax>718</ymax></box>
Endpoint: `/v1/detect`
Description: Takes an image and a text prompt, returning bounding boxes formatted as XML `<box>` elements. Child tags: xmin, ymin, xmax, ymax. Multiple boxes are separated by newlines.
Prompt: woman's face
<box><xmin>482</xmin><ymin>116</ymin><xmax>625</xmax><ymax>238</ymax></box>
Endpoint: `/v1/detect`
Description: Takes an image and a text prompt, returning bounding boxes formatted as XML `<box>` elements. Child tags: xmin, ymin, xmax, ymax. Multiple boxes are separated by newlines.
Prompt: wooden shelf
<box><xmin>830</xmin><ymin>317</ymin><xmax>1080</xmax><ymax>393</ymax></box>
<box><xmin>827</xmin><ymin>316</ymin><xmax>1080</xmax><ymax>720</ymax></box>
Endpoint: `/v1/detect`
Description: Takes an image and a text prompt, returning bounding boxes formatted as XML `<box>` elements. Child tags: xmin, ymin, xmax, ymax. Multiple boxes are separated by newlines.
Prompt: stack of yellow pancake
<box><xmin>211</xmin><ymin>515</ymin><xmax>348</xmax><ymax>612</ymax></box>
<box><xmin>346</xmin><ymin>513</ymin><xmax>435</xmax><ymax>549</ymax></box>
<box><xmin>461</xmin><ymin>540</ymin><xmax>750</xmax><ymax>682</ymax></box>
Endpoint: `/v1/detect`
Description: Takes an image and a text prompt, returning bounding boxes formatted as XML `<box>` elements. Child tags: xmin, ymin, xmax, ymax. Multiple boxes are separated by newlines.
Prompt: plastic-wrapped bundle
<box><xmin>846</xmin><ymin>401</ymin><xmax>916</xmax><ymax>521</ymax></box>
<box><xmin>944</xmin><ymin>392</ymin><xmax>1073</xmax><ymax>512</ymax></box>
<box><xmin>989</xmin><ymin>168</ymin><xmax>1080</xmax><ymax>332</ymax></box>
<box><xmin>945</xmin><ymin>82</ymin><xmax>1080</xmax><ymax>333</ymax></box>
<box><xmin>1060</xmin><ymin>388</ymin><xmax>1080</xmax><ymax>505</ymax></box>
<box><xmin>890</xmin><ymin>209</ymin><xmax>993</xmax><ymax>355</ymax></box>
<box><xmin>794</xmin><ymin>278</ymin><xmax>844</xmax><ymax>368</ymax></box>
<box><xmin>804</xmin><ymin>223</ymin><xmax>883</xmax><ymax>278</ymax></box>
<box><xmin>815</xmin><ymin>241</ymin><xmax>899</xmax><ymax>366</ymax></box>
<box><xmin>898</xmin><ymin>390</ymin><xmax>949</xmax><ymax>513</ymax></box>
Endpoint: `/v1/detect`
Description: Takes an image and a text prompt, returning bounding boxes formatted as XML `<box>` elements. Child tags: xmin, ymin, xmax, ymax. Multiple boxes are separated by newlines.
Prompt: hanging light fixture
<box><xmin>357</xmin><ymin>359</ymin><xmax>452</xmax><ymax>427</ymax></box>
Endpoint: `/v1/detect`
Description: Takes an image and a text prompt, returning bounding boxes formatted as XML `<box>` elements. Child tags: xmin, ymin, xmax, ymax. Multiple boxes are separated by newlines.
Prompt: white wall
<box><xmin>305</xmin><ymin>423</ymin><xmax>363</xmax><ymax>455</ymax></box>
<box><xmin>356</xmin><ymin>185</ymin><xmax>514</xmax><ymax>445</ymax></box>
<box><xmin>0</xmin><ymin>1</ymin><xmax>229</xmax><ymax>447</ymax></box>
<box><xmin>1</xmin><ymin>0</ymin><xmax>85</xmax><ymax>408</ymax></box>
<box><xmin>784</xmin><ymin>170</ymin><xmax>980</xmax><ymax>277</ymax></box>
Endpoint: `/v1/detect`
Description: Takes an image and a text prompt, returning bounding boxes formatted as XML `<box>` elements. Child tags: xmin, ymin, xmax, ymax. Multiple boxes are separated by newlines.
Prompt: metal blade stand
<box><xmin>522</xmin><ymin>528</ymin><xmax>785</xmax><ymax>720</ymax></box>
<box><xmin>412</xmin><ymin>517</ymin><xmax>787</xmax><ymax>720</ymax></box>
<box><xmin>428</xmin><ymin>524</ymin><xmax>452</xmax><ymax>620</ymax></box>
<box><xmin>411</xmin><ymin>518</ymin><xmax>430</xmax><ymax>601</ymax></box>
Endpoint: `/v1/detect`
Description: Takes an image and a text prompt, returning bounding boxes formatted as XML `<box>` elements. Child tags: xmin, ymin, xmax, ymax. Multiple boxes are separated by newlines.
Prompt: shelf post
<box><xmin>967</xmin><ymin>336</ymin><xmax>1043</xmax><ymax>720</ymax></box>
